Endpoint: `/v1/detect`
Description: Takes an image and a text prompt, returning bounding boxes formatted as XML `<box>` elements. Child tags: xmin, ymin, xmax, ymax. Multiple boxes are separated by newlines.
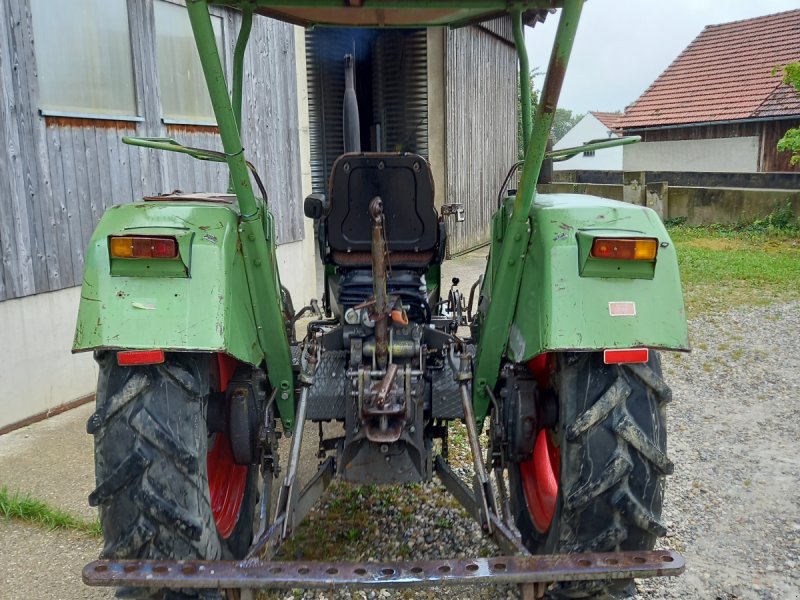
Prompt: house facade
<box><xmin>617</xmin><ymin>9</ymin><xmax>800</xmax><ymax>173</ymax></box>
<box><xmin>0</xmin><ymin>1</ymin><xmax>522</xmax><ymax>431</ymax></box>
<box><xmin>553</xmin><ymin>111</ymin><xmax>622</xmax><ymax>171</ymax></box>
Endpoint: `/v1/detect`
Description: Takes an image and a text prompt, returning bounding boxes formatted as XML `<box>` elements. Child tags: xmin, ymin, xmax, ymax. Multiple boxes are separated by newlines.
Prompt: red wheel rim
<box><xmin>520</xmin><ymin>428</ymin><xmax>560</xmax><ymax>533</ymax></box>
<box><xmin>207</xmin><ymin>354</ymin><xmax>247</xmax><ymax>539</ymax></box>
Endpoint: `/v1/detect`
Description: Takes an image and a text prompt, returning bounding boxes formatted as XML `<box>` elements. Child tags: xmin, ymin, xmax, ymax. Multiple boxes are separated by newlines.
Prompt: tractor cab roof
<box><xmin>209</xmin><ymin>1</ymin><xmax>562</xmax><ymax>28</ymax></box>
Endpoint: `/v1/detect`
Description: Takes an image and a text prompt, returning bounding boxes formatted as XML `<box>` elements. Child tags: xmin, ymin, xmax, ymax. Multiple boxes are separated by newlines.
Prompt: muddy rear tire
<box><xmin>87</xmin><ymin>352</ymin><xmax>257</xmax><ymax>598</ymax></box>
<box><xmin>509</xmin><ymin>352</ymin><xmax>672</xmax><ymax>599</ymax></box>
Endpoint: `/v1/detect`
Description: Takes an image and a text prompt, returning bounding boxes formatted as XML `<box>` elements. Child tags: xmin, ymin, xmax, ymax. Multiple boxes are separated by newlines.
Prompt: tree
<box><xmin>775</xmin><ymin>62</ymin><xmax>800</xmax><ymax>166</ymax></box>
<box><xmin>517</xmin><ymin>68</ymin><xmax>584</xmax><ymax>155</ymax></box>
<box><xmin>518</xmin><ymin>68</ymin><xmax>541</xmax><ymax>159</ymax></box>
<box><xmin>551</xmin><ymin>108</ymin><xmax>584</xmax><ymax>143</ymax></box>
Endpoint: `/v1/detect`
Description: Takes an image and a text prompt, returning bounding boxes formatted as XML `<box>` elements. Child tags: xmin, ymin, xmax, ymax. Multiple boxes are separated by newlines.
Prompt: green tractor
<box><xmin>75</xmin><ymin>1</ymin><xmax>689</xmax><ymax>598</ymax></box>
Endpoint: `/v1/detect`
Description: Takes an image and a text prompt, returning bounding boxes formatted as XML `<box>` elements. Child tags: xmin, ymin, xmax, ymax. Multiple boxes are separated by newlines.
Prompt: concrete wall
<box><xmin>668</xmin><ymin>187</ymin><xmax>800</xmax><ymax>226</ymax></box>
<box><xmin>553</xmin><ymin>114</ymin><xmax>622</xmax><ymax>171</ymax></box>
<box><xmin>537</xmin><ymin>182</ymin><xmax>800</xmax><ymax>226</ymax></box>
<box><xmin>0</xmin><ymin>287</ymin><xmax>97</xmax><ymax>429</ymax></box>
<box><xmin>623</xmin><ymin>137</ymin><xmax>760</xmax><ymax>173</ymax></box>
<box><xmin>538</xmin><ymin>182</ymin><xmax>624</xmax><ymax>201</ymax></box>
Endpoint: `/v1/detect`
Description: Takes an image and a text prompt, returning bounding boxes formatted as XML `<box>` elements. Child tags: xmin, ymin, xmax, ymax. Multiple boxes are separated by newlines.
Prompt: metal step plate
<box><xmin>84</xmin><ymin>550</ymin><xmax>684</xmax><ymax>590</ymax></box>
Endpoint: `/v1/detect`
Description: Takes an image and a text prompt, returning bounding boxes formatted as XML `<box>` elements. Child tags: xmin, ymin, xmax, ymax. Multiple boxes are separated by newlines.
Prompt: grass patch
<box><xmin>669</xmin><ymin>224</ymin><xmax>800</xmax><ymax>315</ymax></box>
<box><xmin>274</xmin><ymin>482</ymin><xmax>402</xmax><ymax>563</ymax></box>
<box><xmin>0</xmin><ymin>487</ymin><xmax>101</xmax><ymax>536</ymax></box>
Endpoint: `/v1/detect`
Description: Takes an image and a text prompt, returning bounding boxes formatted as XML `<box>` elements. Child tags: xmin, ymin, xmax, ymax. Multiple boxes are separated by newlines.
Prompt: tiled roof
<box><xmin>590</xmin><ymin>111</ymin><xmax>622</xmax><ymax>130</ymax></box>
<box><xmin>618</xmin><ymin>9</ymin><xmax>800</xmax><ymax>129</ymax></box>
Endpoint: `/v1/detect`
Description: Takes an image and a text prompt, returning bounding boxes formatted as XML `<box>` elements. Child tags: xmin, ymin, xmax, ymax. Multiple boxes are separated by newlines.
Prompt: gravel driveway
<box><xmin>266</xmin><ymin>300</ymin><xmax>800</xmax><ymax>600</ymax></box>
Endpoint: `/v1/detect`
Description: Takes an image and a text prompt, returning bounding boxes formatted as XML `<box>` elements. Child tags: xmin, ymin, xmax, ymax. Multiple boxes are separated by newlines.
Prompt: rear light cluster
<box><xmin>591</xmin><ymin>238</ymin><xmax>657</xmax><ymax>261</ymax></box>
<box><xmin>604</xmin><ymin>348</ymin><xmax>649</xmax><ymax>365</ymax></box>
<box><xmin>117</xmin><ymin>349</ymin><xmax>165</xmax><ymax>366</ymax></box>
<box><xmin>110</xmin><ymin>236</ymin><xmax>178</xmax><ymax>259</ymax></box>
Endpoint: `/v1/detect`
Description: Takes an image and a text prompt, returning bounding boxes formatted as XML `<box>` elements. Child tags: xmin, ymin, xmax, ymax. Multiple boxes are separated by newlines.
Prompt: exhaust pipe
<box><xmin>343</xmin><ymin>54</ymin><xmax>361</xmax><ymax>153</ymax></box>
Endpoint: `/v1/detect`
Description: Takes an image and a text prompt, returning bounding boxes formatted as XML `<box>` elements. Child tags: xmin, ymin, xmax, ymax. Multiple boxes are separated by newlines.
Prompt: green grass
<box><xmin>0</xmin><ymin>487</ymin><xmax>101</xmax><ymax>536</ymax></box>
<box><xmin>669</xmin><ymin>224</ymin><xmax>800</xmax><ymax>315</ymax></box>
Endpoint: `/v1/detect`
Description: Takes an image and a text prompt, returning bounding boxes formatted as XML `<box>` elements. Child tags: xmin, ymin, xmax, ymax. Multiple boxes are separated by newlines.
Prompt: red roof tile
<box><xmin>617</xmin><ymin>9</ymin><xmax>800</xmax><ymax>129</ymax></box>
<box><xmin>590</xmin><ymin>111</ymin><xmax>622</xmax><ymax>130</ymax></box>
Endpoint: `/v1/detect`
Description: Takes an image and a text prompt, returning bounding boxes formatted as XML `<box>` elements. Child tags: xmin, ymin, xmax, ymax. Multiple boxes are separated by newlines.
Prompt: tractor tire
<box><xmin>509</xmin><ymin>352</ymin><xmax>672</xmax><ymax>599</ymax></box>
<box><xmin>87</xmin><ymin>352</ymin><xmax>258</xmax><ymax>599</ymax></box>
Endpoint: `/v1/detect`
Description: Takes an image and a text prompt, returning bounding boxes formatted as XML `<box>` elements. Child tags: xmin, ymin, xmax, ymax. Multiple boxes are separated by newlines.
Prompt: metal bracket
<box><xmin>274</xmin><ymin>341</ymin><xmax>319</xmax><ymax>540</ymax></box>
<box><xmin>84</xmin><ymin>550</ymin><xmax>685</xmax><ymax>590</ymax></box>
<box><xmin>441</xmin><ymin>203</ymin><xmax>465</xmax><ymax>222</ymax></box>
<box><xmin>248</xmin><ymin>457</ymin><xmax>335</xmax><ymax>561</ymax></box>
<box><xmin>451</xmin><ymin>350</ymin><xmax>498</xmax><ymax>534</ymax></box>
<box><xmin>435</xmin><ymin>455</ymin><xmax>524</xmax><ymax>555</ymax></box>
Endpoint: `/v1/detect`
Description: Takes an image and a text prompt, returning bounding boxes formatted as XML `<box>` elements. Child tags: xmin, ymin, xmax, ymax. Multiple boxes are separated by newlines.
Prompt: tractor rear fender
<box><xmin>500</xmin><ymin>193</ymin><xmax>689</xmax><ymax>363</ymax></box>
<box><xmin>73</xmin><ymin>200</ymin><xmax>267</xmax><ymax>366</ymax></box>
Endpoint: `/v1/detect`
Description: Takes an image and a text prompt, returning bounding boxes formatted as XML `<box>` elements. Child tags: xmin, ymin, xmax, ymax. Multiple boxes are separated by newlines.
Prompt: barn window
<box><xmin>583</xmin><ymin>150</ymin><xmax>595</xmax><ymax>157</ymax></box>
<box><xmin>30</xmin><ymin>0</ymin><xmax>138</xmax><ymax>118</ymax></box>
<box><xmin>154</xmin><ymin>0</ymin><xmax>223</xmax><ymax>125</ymax></box>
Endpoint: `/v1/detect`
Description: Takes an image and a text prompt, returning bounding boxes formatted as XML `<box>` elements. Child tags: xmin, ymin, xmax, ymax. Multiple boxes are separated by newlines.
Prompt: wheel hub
<box><xmin>208</xmin><ymin>354</ymin><xmax>248</xmax><ymax>539</ymax></box>
<box><xmin>520</xmin><ymin>428</ymin><xmax>560</xmax><ymax>533</ymax></box>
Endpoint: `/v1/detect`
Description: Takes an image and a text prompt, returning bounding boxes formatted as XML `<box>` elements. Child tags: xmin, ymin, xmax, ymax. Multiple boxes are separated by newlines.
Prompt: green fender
<box><xmin>481</xmin><ymin>193</ymin><xmax>689</xmax><ymax>364</ymax></box>
<box><xmin>73</xmin><ymin>200</ymin><xmax>266</xmax><ymax>366</ymax></box>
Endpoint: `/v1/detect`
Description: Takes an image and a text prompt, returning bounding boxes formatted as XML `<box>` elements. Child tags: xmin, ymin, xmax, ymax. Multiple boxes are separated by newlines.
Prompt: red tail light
<box><xmin>591</xmin><ymin>238</ymin><xmax>657</xmax><ymax>261</ymax></box>
<box><xmin>109</xmin><ymin>236</ymin><xmax>178</xmax><ymax>259</ymax></box>
<box><xmin>603</xmin><ymin>348</ymin><xmax>649</xmax><ymax>365</ymax></box>
<box><xmin>117</xmin><ymin>350</ymin><xmax>165</xmax><ymax>366</ymax></box>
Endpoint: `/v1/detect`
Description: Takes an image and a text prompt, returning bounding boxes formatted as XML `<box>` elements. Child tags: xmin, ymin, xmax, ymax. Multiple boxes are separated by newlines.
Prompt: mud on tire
<box><xmin>509</xmin><ymin>352</ymin><xmax>673</xmax><ymax>599</ymax></box>
<box><xmin>87</xmin><ymin>352</ymin><xmax>256</xmax><ymax>598</ymax></box>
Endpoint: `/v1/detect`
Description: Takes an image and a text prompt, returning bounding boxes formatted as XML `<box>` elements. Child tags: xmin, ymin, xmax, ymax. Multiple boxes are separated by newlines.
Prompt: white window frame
<box><xmin>31</xmin><ymin>0</ymin><xmax>141</xmax><ymax>122</ymax></box>
<box><xmin>154</xmin><ymin>0</ymin><xmax>225</xmax><ymax>127</ymax></box>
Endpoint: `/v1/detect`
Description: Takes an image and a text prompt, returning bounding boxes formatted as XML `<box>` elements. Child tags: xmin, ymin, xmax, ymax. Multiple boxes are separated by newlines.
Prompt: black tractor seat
<box><xmin>325</xmin><ymin>153</ymin><xmax>441</xmax><ymax>268</ymax></box>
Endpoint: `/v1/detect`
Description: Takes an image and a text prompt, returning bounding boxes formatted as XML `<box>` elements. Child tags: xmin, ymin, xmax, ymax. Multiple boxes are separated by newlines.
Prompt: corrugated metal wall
<box><xmin>445</xmin><ymin>24</ymin><xmax>517</xmax><ymax>254</ymax></box>
<box><xmin>372</xmin><ymin>31</ymin><xmax>428</xmax><ymax>157</ymax></box>
<box><xmin>0</xmin><ymin>0</ymin><xmax>302</xmax><ymax>302</ymax></box>
<box><xmin>305</xmin><ymin>28</ymin><xmax>428</xmax><ymax>195</ymax></box>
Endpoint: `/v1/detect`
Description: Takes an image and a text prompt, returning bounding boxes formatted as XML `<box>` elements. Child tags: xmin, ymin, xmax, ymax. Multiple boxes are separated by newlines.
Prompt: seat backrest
<box><xmin>327</xmin><ymin>153</ymin><xmax>438</xmax><ymax>254</ymax></box>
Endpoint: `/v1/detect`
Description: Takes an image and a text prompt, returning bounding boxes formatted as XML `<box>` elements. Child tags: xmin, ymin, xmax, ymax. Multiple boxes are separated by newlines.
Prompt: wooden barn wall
<box><xmin>0</xmin><ymin>0</ymin><xmax>302</xmax><ymax>302</ymax></box>
<box><xmin>760</xmin><ymin>119</ymin><xmax>800</xmax><ymax>172</ymax></box>
<box><xmin>477</xmin><ymin>16</ymin><xmax>513</xmax><ymax>44</ymax></box>
<box><xmin>445</xmin><ymin>24</ymin><xmax>517</xmax><ymax>255</ymax></box>
<box><xmin>631</xmin><ymin>119</ymin><xmax>800</xmax><ymax>173</ymax></box>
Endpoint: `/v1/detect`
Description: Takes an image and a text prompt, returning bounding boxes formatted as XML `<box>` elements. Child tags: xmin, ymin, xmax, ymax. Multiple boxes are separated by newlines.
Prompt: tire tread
<box><xmin>88</xmin><ymin>353</ymin><xmax>256</xmax><ymax>598</ymax></box>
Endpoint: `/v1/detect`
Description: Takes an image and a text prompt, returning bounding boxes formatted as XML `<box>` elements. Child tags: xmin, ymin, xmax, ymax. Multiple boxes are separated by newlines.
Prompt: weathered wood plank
<box><xmin>94</xmin><ymin>128</ymin><xmax>112</xmax><ymax>213</ymax></box>
<box><xmin>82</xmin><ymin>126</ymin><xmax>104</xmax><ymax>234</ymax></box>
<box><xmin>116</xmin><ymin>123</ymin><xmax>136</xmax><ymax>205</ymax></box>
<box><xmin>241</xmin><ymin>17</ymin><xmax>303</xmax><ymax>245</ymax></box>
<box><xmin>127</xmin><ymin>128</ymin><xmax>145</xmax><ymax>202</ymax></box>
<box><xmin>10</xmin><ymin>0</ymin><xmax>64</xmax><ymax>292</ymax></box>
<box><xmin>8</xmin><ymin>0</ymin><xmax>49</xmax><ymax>293</ymax></box>
<box><xmin>57</xmin><ymin>125</ymin><xmax>85</xmax><ymax>282</ymax></box>
<box><xmin>105</xmin><ymin>126</ymin><xmax>124</xmax><ymax>206</ymax></box>
<box><xmin>0</xmin><ymin>5</ymin><xmax>17</xmax><ymax>300</ymax></box>
<box><xmin>44</xmin><ymin>123</ymin><xmax>75</xmax><ymax>287</ymax></box>
<box><xmin>0</xmin><ymin>0</ymin><xmax>35</xmax><ymax>298</ymax></box>
<box><xmin>69</xmin><ymin>124</ymin><xmax>93</xmax><ymax>271</ymax></box>
<box><xmin>446</xmin><ymin>25</ymin><xmax>516</xmax><ymax>254</ymax></box>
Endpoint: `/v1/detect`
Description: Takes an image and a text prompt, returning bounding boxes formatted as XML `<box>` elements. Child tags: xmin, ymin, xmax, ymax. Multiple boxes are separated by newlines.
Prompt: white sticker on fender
<box><xmin>609</xmin><ymin>301</ymin><xmax>636</xmax><ymax>317</ymax></box>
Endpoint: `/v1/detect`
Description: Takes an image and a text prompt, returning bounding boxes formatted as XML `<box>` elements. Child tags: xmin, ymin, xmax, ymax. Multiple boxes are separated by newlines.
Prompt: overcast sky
<box><xmin>525</xmin><ymin>0</ymin><xmax>800</xmax><ymax>115</ymax></box>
